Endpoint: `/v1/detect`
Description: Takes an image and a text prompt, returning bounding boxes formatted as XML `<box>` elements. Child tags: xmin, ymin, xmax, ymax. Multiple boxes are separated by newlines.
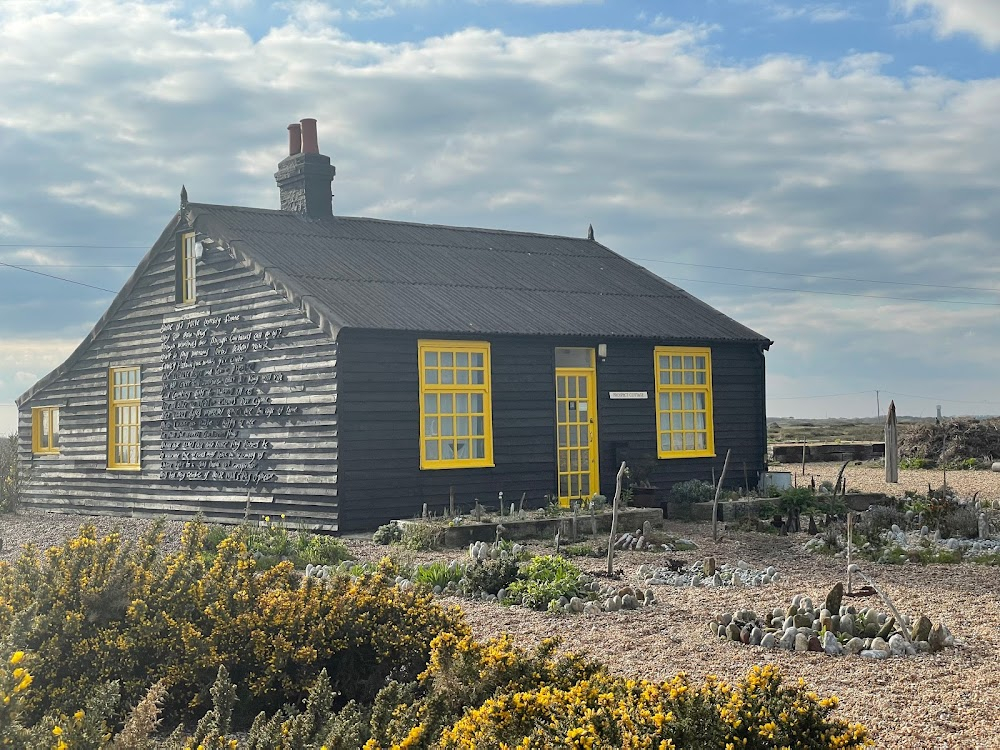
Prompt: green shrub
<box><xmin>464</xmin><ymin>558</ymin><xmax>518</xmax><ymax>595</ymax></box>
<box><xmin>668</xmin><ymin>479</ymin><xmax>714</xmax><ymax>505</ymax></box>
<box><xmin>777</xmin><ymin>486</ymin><xmax>815</xmax><ymax>515</ymax></box>
<box><xmin>399</xmin><ymin>523</ymin><xmax>443</xmax><ymax>551</ymax></box>
<box><xmin>372</xmin><ymin>521</ymin><xmax>403</xmax><ymax>545</ymax></box>
<box><xmin>0</xmin><ymin>433</ymin><xmax>25</xmax><ymax>513</ymax></box>
<box><xmin>506</xmin><ymin>555</ymin><xmax>583</xmax><ymax>610</ymax></box>
<box><xmin>900</xmin><ymin>457</ymin><xmax>933</xmax><ymax>469</ymax></box>
<box><xmin>412</xmin><ymin>561</ymin><xmax>466</xmax><ymax>590</ymax></box>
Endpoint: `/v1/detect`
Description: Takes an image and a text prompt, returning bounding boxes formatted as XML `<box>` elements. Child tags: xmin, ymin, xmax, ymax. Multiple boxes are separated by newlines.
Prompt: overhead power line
<box><xmin>0</xmin><ymin>243</ymin><xmax>146</xmax><ymax>249</ymax></box>
<box><xmin>0</xmin><ymin>261</ymin><xmax>116</xmax><ymax>293</ymax></box>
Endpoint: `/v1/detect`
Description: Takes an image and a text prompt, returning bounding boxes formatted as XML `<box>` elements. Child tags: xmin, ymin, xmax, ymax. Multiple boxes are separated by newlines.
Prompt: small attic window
<box><xmin>178</xmin><ymin>232</ymin><xmax>197</xmax><ymax>304</ymax></box>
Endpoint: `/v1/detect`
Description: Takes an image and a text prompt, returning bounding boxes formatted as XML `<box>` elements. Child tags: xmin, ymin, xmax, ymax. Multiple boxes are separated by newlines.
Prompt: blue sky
<box><xmin>2</xmin><ymin>0</ymin><xmax>1000</xmax><ymax>433</ymax></box>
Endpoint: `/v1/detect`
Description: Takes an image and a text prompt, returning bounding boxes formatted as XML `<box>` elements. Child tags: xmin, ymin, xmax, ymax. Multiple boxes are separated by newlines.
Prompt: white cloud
<box><xmin>768</xmin><ymin>3</ymin><xmax>856</xmax><ymax>23</ymax></box>
<box><xmin>0</xmin><ymin>2</ymin><xmax>999</xmax><ymax>420</ymax></box>
<box><xmin>898</xmin><ymin>0</ymin><xmax>1000</xmax><ymax>48</ymax></box>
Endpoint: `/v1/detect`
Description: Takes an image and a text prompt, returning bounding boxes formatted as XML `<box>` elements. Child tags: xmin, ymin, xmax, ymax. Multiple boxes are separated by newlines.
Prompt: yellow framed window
<box><xmin>654</xmin><ymin>346</ymin><xmax>715</xmax><ymax>458</ymax></box>
<box><xmin>109</xmin><ymin>366</ymin><xmax>141</xmax><ymax>469</ymax></box>
<box><xmin>32</xmin><ymin>407</ymin><xmax>60</xmax><ymax>454</ymax></box>
<box><xmin>418</xmin><ymin>340</ymin><xmax>494</xmax><ymax>469</ymax></box>
<box><xmin>180</xmin><ymin>231</ymin><xmax>197</xmax><ymax>303</ymax></box>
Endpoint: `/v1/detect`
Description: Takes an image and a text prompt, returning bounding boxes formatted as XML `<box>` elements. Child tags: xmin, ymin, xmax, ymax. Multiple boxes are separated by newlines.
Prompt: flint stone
<box><xmin>823</xmin><ymin>631</ymin><xmax>844</xmax><ymax>655</ymax></box>
<box><xmin>928</xmin><ymin>623</ymin><xmax>946</xmax><ymax>652</ymax></box>
<box><xmin>570</xmin><ymin>597</ymin><xmax>585</xmax><ymax>613</ymax></box>
<box><xmin>761</xmin><ymin>632</ymin><xmax>777</xmax><ymax>649</ymax></box>
<box><xmin>889</xmin><ymin>634</ymin><xmax>907</xmax><ymax>657</ymax></box>
<box><xmin>807</xmin><ymin>635</ymin><xmax>823</xmax><ymax>652</ymax></box>
<box><xmin>705</xmin><ymin>556</ymin><xmax>717</xmax><ymax>577</ymax></box>
<box><xmin>840</xmin><ymin>615</ymin><xmax>855</xmax><ymax>637</ymax></box>
<box><xmin>779</xmin><ymin>628</ymin><xmax>797</xmax><ymax>650</ymax></box>
<box><xmin>912</xmin><ymin>615</ymin><xmax>932</xmax><ymax>642</ymax></box>
<box><xmin>845</xmin><ymin>637</ymin><xmax>865</xmax><ymax>655</ymax></box>
<box><xmin>794</xmin><ymin>633</ymin><xmax>810</xmax><ymax>652</ymax></box>
<box><xmin>870</xmin><ymin>637</ymin><xmax>890</xmax><ymax>654</ymax></box>
<box><xmin>750</xmin><ymin>627</ymin><xmax>763</xmax><ymax>646</ymax></box>
<box><xmin>860</xmin><ymin>649</ymin><xmax>889</xmax><ymax>660</ymax></box>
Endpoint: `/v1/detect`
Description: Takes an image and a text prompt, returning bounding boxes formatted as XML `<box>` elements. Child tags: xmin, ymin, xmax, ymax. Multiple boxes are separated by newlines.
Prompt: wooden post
<box><xmin>607</xmin><ymin>461</ymin><xmax>627</xmax><ymax>576</ymax></box>
<box><xmin>519</xmin><ymin>491</ymin><xmax>526</xmax><ymax>514</ymax></box>
<box><xmin>422</xmin><ymin>502</ymin><xmax>428</xmax><ymax>519</ymax></box>
<box><xmin>449</xmin><ymin>486</ymin><xmax>455</xmax><ymax>517</ymax></box>
<box><xmin>801</xmin><ymin>442</ymin><xmax>807</xmax><ymax>475</ymax></box>
<box><xmin>712</xmin><ymin>449</ymin><xmax>732</xmax><ymax>543</ymax></box>
<box><xmin>743</xmin><ymin>461</ymin><xmax>749</xmax><ymax>492</ymax></box>
<box><xmin>846</xmin><ymin>512</ymin><xmax>854</xmax><ymax>594</ymax></box>
<box><xmin>572</xmin><ymin>501</ymin><xmax>578</xmax><ymax>542</ymax></box>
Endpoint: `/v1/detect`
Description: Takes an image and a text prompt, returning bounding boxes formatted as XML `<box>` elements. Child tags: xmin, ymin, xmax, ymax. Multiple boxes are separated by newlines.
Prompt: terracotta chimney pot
<box><xmin>300</xmin><ymin>118</ymin><xmax>319</xmax><ymax>154</ymax></box>
<box><xmin>287</xmin><ymin>123</ymin><xmax>302</xmax><ymax>156</ymax></box>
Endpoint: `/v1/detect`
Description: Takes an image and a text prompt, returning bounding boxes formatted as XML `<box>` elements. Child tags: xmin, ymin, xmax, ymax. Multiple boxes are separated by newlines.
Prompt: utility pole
<box><xmin>876</xmin><ymin>390</ymin><xmax>880</xmax><ymax>418</ymax></box>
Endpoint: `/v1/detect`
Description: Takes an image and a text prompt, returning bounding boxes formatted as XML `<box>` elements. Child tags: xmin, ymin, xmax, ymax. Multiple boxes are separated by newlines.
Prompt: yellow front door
<box><xmin>555</xmin><ymin>352</ymin><xmax>599</xmax><ymax>507</ymax></box>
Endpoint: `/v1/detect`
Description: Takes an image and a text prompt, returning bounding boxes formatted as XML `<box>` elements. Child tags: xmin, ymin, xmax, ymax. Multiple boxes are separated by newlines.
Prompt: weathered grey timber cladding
<box><xmin>18</xmin><ymin>226</ymin><xmax>340</xmax><ymax>529</ymax></box>
<box><xmin>336</xmin><ymin>331</ymin><xmax>766</xmax><ymax>531</ymax></box>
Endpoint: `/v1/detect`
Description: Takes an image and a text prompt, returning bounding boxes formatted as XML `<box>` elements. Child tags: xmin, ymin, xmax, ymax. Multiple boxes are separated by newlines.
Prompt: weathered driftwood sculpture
<box><xmin>607</xmin><ymin>461</ymin><xmax>627</xmax><ymax>576</ymax></box>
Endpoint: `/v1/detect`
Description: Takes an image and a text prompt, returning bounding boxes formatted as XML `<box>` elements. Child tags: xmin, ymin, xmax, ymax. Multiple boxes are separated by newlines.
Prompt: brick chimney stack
<box><xmin>275</xmin><ymin>118</ymin><xmax>336</xmax><ymax>218</ymax></box>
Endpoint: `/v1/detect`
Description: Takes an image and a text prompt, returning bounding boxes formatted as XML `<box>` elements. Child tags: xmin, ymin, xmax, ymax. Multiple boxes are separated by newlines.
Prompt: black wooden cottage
<box><xmin>17</xmin><ymin>119</ymin><xmax>772</xmax><ymax>532</ymax></box>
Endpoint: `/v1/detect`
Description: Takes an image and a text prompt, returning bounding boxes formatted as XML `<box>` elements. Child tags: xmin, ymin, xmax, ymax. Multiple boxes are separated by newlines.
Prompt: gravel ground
<box><xmin>771</xmin><ymin>461</ymin><xmax>1000</xmax><ymax>502</ymax></box>
<box><xmin>3</xmin><ymin>507</ymin><xmax>1000</xmax><ymax>748</ymax></box>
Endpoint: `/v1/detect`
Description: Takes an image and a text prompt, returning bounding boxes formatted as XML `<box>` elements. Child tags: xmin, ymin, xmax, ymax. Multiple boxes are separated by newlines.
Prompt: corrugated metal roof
<box><xmin>189</xmin><ymin>203</ymin><xmax>770</xmax><ymax>343</ymax></box>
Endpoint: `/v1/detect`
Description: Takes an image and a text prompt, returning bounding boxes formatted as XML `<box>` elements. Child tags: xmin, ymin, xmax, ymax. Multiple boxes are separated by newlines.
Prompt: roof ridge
<box><xmin>188</xmin><ymin>202</ymin><xmax>595</xmax><ymax>243</ymax></box>
<box><xmin>293</xmin><ymin>276</ymin><xmax>679</xmax><ymax>297</ymax></box>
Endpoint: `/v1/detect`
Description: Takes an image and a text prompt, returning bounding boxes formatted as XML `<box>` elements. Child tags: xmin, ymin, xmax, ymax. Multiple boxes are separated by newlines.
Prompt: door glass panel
<box><xmin>567</xmin><ymin>378</ymin><xmax>577</xmax><ymax>398</ymax></box>
<box><xmin>555</xmin><ymin>348</ymin><xmax>593</xmax><ymax>367</ymax></box>
<box><xmin>472</xmin><ymin>439</ymin><xmax>485</xmax><ymax>458</ymax></box>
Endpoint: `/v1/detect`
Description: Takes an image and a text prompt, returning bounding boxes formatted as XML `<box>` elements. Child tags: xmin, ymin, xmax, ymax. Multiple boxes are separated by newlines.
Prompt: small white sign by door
<box><xmin>609</xmin><ymin>391</ymin><xmax>648</xmax><ymax>400</ymax></box>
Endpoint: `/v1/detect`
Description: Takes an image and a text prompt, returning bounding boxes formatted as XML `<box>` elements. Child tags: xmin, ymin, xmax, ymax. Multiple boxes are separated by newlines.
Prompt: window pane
<box><xmin>425</xmin><ymin>370</ymin><xmax>438</xmax><ymax>385</ymax></box>
<box><xmin>471</xmin><ymin>394</ymin><xmax>483</xmax><ymax>412</ymax></box>
<box><xmin>424</xmin><ymin>394</ymin><xmax>438</xmax><ymax>414</ymax></box>
<box><xmin>695</xmin><ymin>393</ymin><xmax>706</xmax><ymax>409</ymax></box>
<box><xmin>441</xmin><ymin>417</ymin><xmax>454</xmax><ymax>437</ymax></box>
<box><xmin>671</xmin><ymin>393</ymin><xmax>682</xmax><ymax>410</ymax></box>
<box><xmin>50</xmin><ymin>410</ymin><xmax>60</xmax><ymax>448</ymax></box>
<box><xmin>659</xmin><ymin>372</ymin><xmax>670</xmax><ymax>386</ymax></box>
<box><xmin>671</xmin><ymin>356</ymin><xmax>682</xmax><ymax>369</ymax></box>
<box><xmin>456</xmin><ymin>416</ymin><xmax>469</xmax><ymax>436</ymax></box>
<box><xmin>671</xmin><ymin>372</ymin><xmax>682</xmax><ymax>384</ymax></box>
<box><xmin>426</xmin><ymin>441</ymin><xmax>439</xmax><ymax>460</ymax></box>
<box><xmin>471</xmin><ymin>352</ymin><xmax>484</xmax><ymax>367</ymax></box>
<box><xmin>579</xmin><ymin>427</ymin><xmax>588</xmax><ymax>447</ymax></box>
<box><xmin>472</xmin><ymin>416</ymin><xmax>484</xmax><ymax>436</ymax></box>
<box><xmin>581</xmin><ymin>474</ymin><xmax>590</xmax><ymax>495</ymax></box>
<box><xmin>659</xmin><ymin>393</ymin><xmax>670</xmax><ymax>411</ymax></box>
<box><xmin>471</xmin><ymin>370</ymin><xmax>484</xmax><ymax>385</ymax></box>
<box><xmin>472</xmin><ymin>439</ymin><xmax>485</xmax><ymax>458</ymax></box>
<box><xmin>683</xmin><ymin>371</ymin><xmax>694</xmax><ymax>385</ymax></box>
<box><xmin>696</xmin><ymin>434</ymin><xmax>707</xmax><ymax>450</ymax></box>
<box><xmin>683</xmin><ymin>356</ymin><xmax>694</xmax><ymax>369</ymax></box>
<box><xmin>441</xmin><ymin>352</ymin><xmax>454</xmax><ymax>367</ymax></box>
<box><xmin>557</xmin><ymin>402</ymin><xmax>567</xmax><ymax>423</ymax></box>
<box><xmin>425</xmin><ymin>417</ymin><xmax>438</xmax><ymax>436</ymax></box>
<box><xmin>696</xmin><ymin>372</ymin><xmax>706</xmax><ymax>385</ymax></box>
<box><xmin>696</xmin><ymin>413</ymin><xmax>707</xmax><ymax>429</ymax></box>
<box><xmin>672</xmin><ymin>413</ymin><xmax>683</xmax><ymax>430</ymax></box>
<box><xmin>683</xmin><ymin>393</ymin><xmax>694</xmax><ymax>410</ymax></box>
<box><xmin>455</xmin><ymin>394</ymin><xmax>469</xmax><ymax>413</ymax></box>
<box><xmin>672</xmin><ymin>434</ymin><xmax>683</xmax><ymax>451</ymax></box>
<box><xmin>570</xmin><ymin>451</ymin><xmax>579</xmax><ymax>471</ymax></box>
<box><xmin>695</xmin><ymin>356</ymin><xmax>706</xmax><ymax>369</ymax></box>
<box><xmin>684</xmin><ymin>433</ymin><xmax>695</xmax><ymax>450</ymax></box>
<box><xmin>456</xmin><ymin>370</ymin><xmax>469</xmax><ymax>385</ymax></box>
<box><xmin>442</xmin><ymin>441</ymin><xmax>455</xmax><ymax>459</ymax></box>
<box><xmin>659</xmin><ymin>413</ymin><xmax>670</xmax><ymax>431</ymax></box>
<box><xmin>441</xmin><ymin>369</ymin><xmax>454</xmax><ymax>385</ymax></box>
<box><xmin>440</xmin><ymin>394</ymin><xmax>453</xmax><ymax>413</ymax></box>
<box><xmin>684</xmin><ymin>413</ymin><xmax>694</xmax><ymax>429</ymax></box>
<box><xmin>660</xmin><ymin>434</ymin><xmax>670</xmax><ymax>452</ymax></box>
<box><xmin>557</xmin><ymin>378</ymin><xmax>566</xmax><ymax>398</ymax></box>
<box><xmin>567</xmin><ymin>378</ymin><xmax>577</xmax><ymax>398</ymax></box>
<box><xmin>456</xmin><ymin>352</ymin><xmax>469</xmax><ymax>367</ymax></box>
<box><xmin>456</xmin><ymin>440</ymin><xmax>469</xmax><ymax>459</ymax></box>
<box><xmin>658</xmin><ymin>355</ymin><xmax>670</xmax><ymax>371</ymax></box>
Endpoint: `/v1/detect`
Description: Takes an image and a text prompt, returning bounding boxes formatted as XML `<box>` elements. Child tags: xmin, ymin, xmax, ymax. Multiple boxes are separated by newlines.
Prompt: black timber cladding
<box><xmin>187</xmin><ymin>203</ymin><xmax>772</xmax><ymax>343</ymax></box>
<box><xmin>336</xmin><ymin>329</ymin><xmax>766</xmax><ymax>531</ymax></box>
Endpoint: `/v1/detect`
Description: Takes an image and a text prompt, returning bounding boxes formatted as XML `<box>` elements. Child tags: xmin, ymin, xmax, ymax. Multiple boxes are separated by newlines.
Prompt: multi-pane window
<box><xmin>180</xmin><ymin>232</ymin><xmax>197</xmax><ymax>303</ymax></box>
<box><xmin>109</xmin><ymin>366</ymin><xmax>141</xmax><ymax>469</ymax></box>
<box><xmin>418</xmin><ymin>340</ymin><xmax>493</xmax><ymax>469</ymax></box>
<box><xmin>654</xmin><ymin>346</ymin><xmax>715</xmax><ymax>458</ymax></box>
<box><xmin>32</xmin><ymin>407</ymin><xmax>60</xmax><ymax>454</ymax></box>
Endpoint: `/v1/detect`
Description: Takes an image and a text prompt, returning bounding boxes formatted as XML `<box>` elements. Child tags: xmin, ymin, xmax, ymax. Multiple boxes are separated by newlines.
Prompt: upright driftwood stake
<box><xmin>802</xmin><ymin>442</ymin><xmax>807</xmax><ymax>475</ymax></box>
<box><xmin>846</xmin><ymin>511</ymin><xmax>854</xmax><ymax>594</ymax></box>
<box><xmin>449</xmin><ymin>486</ymin><xmax>455</xmax><ymax>517</ymax></box>
<box><xmin>519</xmin><ymin>491</ymin><xmax>526</xmax><ymax>514</ymax></box>
<box><xmin>607</xmin><ymin>461</ymin><xmax>627</xmax><ymax>576</ymax></box>
<box><xmin>713</xmin><ymin>449</ymin><xmax>732</xmax><ymax>543</ymax></box>
<box><xmin>571</xmin><ymin>502</ymin><xmax>579</xmax><ymax>542</ymax></box>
